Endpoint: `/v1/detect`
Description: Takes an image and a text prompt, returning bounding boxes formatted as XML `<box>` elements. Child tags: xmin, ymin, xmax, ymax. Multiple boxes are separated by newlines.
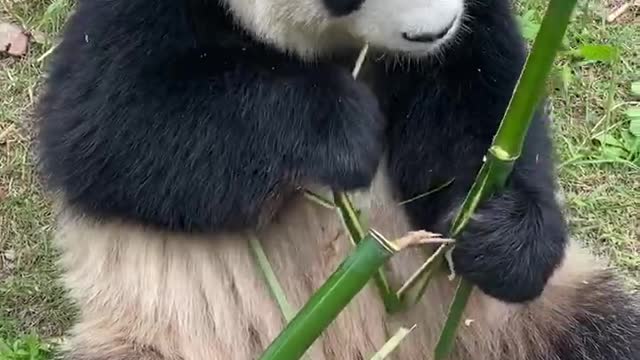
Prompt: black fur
<box><xmin>34</xmin><ymin>0</ymin><xmax>566</xmax><ymax>303</ymax></box>
<box><xmin>36</xmin><ymin>1</ymin><xmax>640</xmax><ymax>358</ymax></box>
<box><xmin>549</xmin><ymin>272</ymin><xmax>640</xmax><ymax>360</ymax></box>
<box><xmin>36</xmin><ymin>0</ymin><xmax>384</xmax><ymax>233</ymax></box>
<box><xmin>383</xmin><ymin>0</ymin><xmax>567</xmax><ymax>303</ymax></box>
<box><xmin>322</xmin><ymin>0</ymin><xmax>366</xmax><ymax>16</ymax></box>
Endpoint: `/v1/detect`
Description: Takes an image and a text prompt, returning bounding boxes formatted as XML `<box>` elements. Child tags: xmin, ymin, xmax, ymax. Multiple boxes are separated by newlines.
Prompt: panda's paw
<box><xmin>450</xmin><ymin>190</ymin><xmax>566</xmax><ymax>304</ymax></box>
<box><xmin>308</xmin><ymin>68</ymin><xmax>386</xmax><ymax>191</ymax></box>
<box><xmin>320</xmin><ymin>122</ymin><xmax>385</xmax><ymax>192</ymax></box>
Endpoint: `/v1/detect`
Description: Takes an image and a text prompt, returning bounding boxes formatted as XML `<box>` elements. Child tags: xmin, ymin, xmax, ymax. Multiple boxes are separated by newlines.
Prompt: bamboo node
<box><xmin>489</xmin><ymin>145</ymin><xmax>516</xmax><ymax>161</ymax></box>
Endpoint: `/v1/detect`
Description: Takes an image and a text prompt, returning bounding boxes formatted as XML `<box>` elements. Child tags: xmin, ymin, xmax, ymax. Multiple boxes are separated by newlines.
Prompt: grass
<box><xmin>0</xmin><ymin>0</ymin><xmax>638</xmax><ymax>358</ymax></box>
<box><xmin>0</xmin><ymin>333</ymin><xmax>57</xmax><ymax>360</ymax></box>
<box><xmin>522</xmin><ymin>0</ymin><xmax>640</xmax><ymax>286</ymax></box>
<box><xmin>1</xmin><ymin>0</ymin><xmax>76</xmax><ymax>353</ymax></box>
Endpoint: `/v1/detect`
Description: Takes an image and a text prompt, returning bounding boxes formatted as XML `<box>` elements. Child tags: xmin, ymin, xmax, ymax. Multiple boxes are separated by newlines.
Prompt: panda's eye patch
<box><xmin>322</xmin><ymin>0</ymin><xmax>366</xmax><ymax>16</ymax></box>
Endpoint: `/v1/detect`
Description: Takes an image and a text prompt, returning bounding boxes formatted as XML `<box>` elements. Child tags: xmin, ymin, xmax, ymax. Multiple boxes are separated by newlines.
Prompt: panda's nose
<box><xmin>402</xmin><ymin>18</ymin><xmax>456</xmax><ymax>43</ymax></box>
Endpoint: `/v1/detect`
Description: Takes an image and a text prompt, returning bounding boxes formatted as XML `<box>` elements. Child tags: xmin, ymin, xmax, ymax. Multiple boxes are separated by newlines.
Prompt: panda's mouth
<box><xmin>401</xmin><ymin>16</ymin><xmax>458</xmax><ymax>44</ymax></box>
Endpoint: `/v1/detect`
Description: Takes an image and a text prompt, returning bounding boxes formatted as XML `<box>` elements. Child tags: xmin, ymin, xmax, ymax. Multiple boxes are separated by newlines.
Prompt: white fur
<box><xmin>343</xmin><ymin>0</ymin><xmax>464</xmax><ymax>55</ymax></box>
<box><xmin>221</xmin><ymin>0</ymin><xmax>341</xmax><ymax>59</ymax></box>
<box><xmin>221</xmin><ymin>0</ymin><xmax>464</xmax><ymax>59</ymax></box>
<box><xmin>53</xmin><ymin>165</ymin><xmax>604</xmax><ymax>360</ymax></box>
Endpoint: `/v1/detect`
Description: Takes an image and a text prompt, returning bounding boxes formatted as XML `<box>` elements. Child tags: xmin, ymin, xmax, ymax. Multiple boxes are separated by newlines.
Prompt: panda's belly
<box><xmin>53</xmin><ymin>167</ymin><xmax>507</xmax><ymax>360</ymax></box>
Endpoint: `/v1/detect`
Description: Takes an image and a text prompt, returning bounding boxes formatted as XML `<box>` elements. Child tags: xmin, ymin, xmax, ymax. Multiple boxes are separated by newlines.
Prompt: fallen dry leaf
<box><xmin>0</xmin><ymin>22</ymin><xmax>30</xmax><ymax>57</ymax></box>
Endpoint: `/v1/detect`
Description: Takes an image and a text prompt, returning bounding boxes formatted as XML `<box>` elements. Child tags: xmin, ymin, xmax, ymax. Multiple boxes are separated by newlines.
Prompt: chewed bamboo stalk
<box><xmin>432</xmin><ymin>0</ymin><xmax>579</xmax><ymax>358</ymax></box>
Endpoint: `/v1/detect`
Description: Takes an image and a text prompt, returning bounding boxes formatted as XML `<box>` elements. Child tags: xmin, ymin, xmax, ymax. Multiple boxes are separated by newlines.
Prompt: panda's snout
<box><xmin>402</xmin><ymin>16</ymin><xmax>457</xmax><ymax>43</ymax></box>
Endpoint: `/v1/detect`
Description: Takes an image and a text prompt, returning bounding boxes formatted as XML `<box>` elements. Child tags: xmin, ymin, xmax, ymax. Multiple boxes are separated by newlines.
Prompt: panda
<box><xmin>34</xmin><ymin>0</ymin><xmax>640</xmax><ymax>359</ymax></box>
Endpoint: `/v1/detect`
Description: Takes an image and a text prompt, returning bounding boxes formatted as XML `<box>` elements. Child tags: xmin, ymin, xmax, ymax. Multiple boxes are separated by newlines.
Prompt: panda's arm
<box><xmin>36</xmin><ymin>2</ymin><xmax>384</xmax><ymax>234</ymax></box>
<box><xmin>386</xmin><ymin>4</ymin><xmax>567</xmax><ymax>303</ymax></box>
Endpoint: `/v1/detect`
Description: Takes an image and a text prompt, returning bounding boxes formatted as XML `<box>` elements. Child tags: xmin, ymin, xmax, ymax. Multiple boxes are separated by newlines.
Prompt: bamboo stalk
<box><xmin>258</xmin><ymin>230</ymin><xmax>426</xmax><ymax>360</ymax></box>
<box><xmin>333</xmin><ymin>191</ymin><xmax>403</xmax><ymax>311</ymax></box>
<box><xmin>432</xmin><ymin>0</ymin><xmax>579</xmax><ymax>358</ymax></box>
<box><xmin>331</xmin><ymin>43</ymin><xmax>403</xmax><ymax>312</ymax></box>
<box><xmin>255</xmin><ymin>0</ymin><xmax>575</xmax><ymax>353</ymax></box>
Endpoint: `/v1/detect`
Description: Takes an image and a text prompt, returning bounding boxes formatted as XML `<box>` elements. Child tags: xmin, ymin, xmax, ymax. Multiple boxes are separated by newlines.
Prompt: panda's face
<box><xmin>223</xmin><ymin>0</ymin><xmax>465</xmax><ymax>59</ymax></box>
<box><xmin>327</xmin><ymin>0</ymin><xmax>464</xmax><ymax>54</ymax></box>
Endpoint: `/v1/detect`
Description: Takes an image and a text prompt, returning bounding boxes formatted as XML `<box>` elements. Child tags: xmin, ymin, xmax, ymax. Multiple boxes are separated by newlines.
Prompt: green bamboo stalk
<box><xmin>333</xmin><ymin>191</ymin><xmax>403</xmax><ymax>311</ymax></box>
<box><xmin>258</xmin><ymin>230</ymin><xmax>398</xmax><ymax>360</ymax></box>
<box><xmin>330</xmin><ymin>43</ymin><xmax>403</xmax><ymax>312</ymax></box>
<box><xmin>333</xmin><ymin>191</ymin><xmax>366</xmax><ymax>244</ymax></box>
<box><xmin>432</xmin><ymin>0</ymin><xmax>578</xmax><ymax>358</ymax></box>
